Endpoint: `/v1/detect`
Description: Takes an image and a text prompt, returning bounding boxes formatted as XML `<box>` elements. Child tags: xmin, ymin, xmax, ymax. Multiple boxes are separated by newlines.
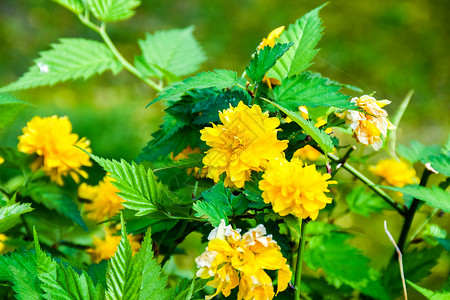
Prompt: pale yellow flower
<box><xmin>196</xmin><ymin>220</ymin><xmax>292</xmax><ymax>300</ymax></box>
<box><xmin>0</xmin><ymin>234</ymin><xmax>8</xmax><ymax>253</ymax></box>
<box><xmin>87</xmin><ymin>226</ymin><xmax>141</xmax><ymax>263</ymax></box>
<box><xmin>370</xmin><ymin>158</ymin><xmax>417</xmax><ymax>187</ymax></box>
<box><xmin>18</xmin><ymin>116</ymin><xmax>92</xmax><ymax>185</ymax></box>
<box><xmin>200</xmin><ymin>101</ymin><xmax>288</xmax><ymax>188</ymax></box>
<box><xmin>79</xmin><ymin>176</ymin><xmax>124</xmax><ymax>222</ymax></box>
<box><xmin>172</xmin><ymin>145</ymin><xmax>207</xmax><ymax>178</ymax></box>
<box><xmin>259</xmin><ymin>158</ymin><xmax>336</xmax><ymax>220</ymax></box>
<box><xmin>337</xmin><ymin>95</ymin><xmax>395</xmax><ymax>150</ymax></box>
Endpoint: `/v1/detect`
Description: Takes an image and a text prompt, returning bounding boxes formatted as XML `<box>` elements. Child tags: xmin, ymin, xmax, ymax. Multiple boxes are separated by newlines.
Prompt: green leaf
<box><xmin>266</xmin><ymin>4</ymin><xmax>326</xmax><ymax>80</ymax></box>
<box><xmin>345</xmin><ymin>186</ymin><xmax>390</xmax><ymax>217</ymax></box>
<box><xmin>380</xmin><ymin>185</ymin><xmax>450</xmax><ymax>212</ymax></box>
<box><xmin>136</xmin><ymin>26</ymin><xmax>206</xmax><ymax>80</ymax></box>
<box><xmin>137</xmin><ymin>228</ymin><xmax>171</xmax><ymax>300</ymax></box>
<box><xmin>0</xmin><ymin>202</ymin><xmax>33</xmax><ymax>233</ymax></box>
<box><xmin>273</xmin><ymin>72</ymin><xmax>355</xmax><ymax>110</ymax></box>
<box><xmin>397</xmin><ymin>140</ymin><xmax>441</xmax><ymax>164</ymax></box>
<box><xmin>0</xmin><ymin>38</ymin><xmax>122</xmax><ymax>92</ymax></box>
<box><xmin>424</xmin><ymin>153</ymin><xmax>450</xmax><ymax>176</ymax></box>
<box><xmin>21</xmin><ymin>182</ymin><xmax>87</xmax><ymax>230</ymax></box>
<box><xmin>406</xmin><ymin>280</ymin><xmax>437</xmax><ymax>299</ymax></box>
<box><xmin>150</xmin><ymin>69</ymin><xmax>238</xmax><ymax>104</ymax></box>
<box><xmin>246</xmin><ymin>43</ymin><xmax>293</xmax><ymax>83</ymax></box>
<box><xmin>263</xmin><ymin>98</ymin><xmax>334</xmax><ymax>154</ymax></box>
<box><xmin>154</xmin><ymin>153</ymin><xmax>205</xmax><ymax>172</ymax></box>
<box><xmin>90</xmin><ymin>154</ymin><xmax>162</xmax><ymax>216</ymax></box>
<box><xmin>172</xmin><ymin>278</ymin><xmax>208</xmax><ymax>300</ymax></box>
<box><xmin>52</xmin><ymin>0</ymin><xmax>84</xmax><ymax>14</ymax></box>
<box><xmin>87</xmin><ymin>0</ymin><xmax>140</xmax><ymax>22</ymax></box>
<box><xmin>105</xmin><ymin>217</ymin><xmax>140</xmax><ymax>300</ymax></box>
<box><xmin>0</xmin><ymin>93</ymin><xmax>31</xmax><ymax>129</ymax></box>
<box><xmin>200</xmin><ymin>181</ymin><xmax>249</xmax><ymax>216</ymax></box>
<box><xmin>193</xmin><ymin>201</ymin><xmax>228</xmax><ymax>227</ymax></box>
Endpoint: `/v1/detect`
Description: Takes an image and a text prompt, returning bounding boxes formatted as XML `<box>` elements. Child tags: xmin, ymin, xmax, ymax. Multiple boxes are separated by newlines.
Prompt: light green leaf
<box><xmin>0</xmin><ymin>38</ymin><xmax>122</xmax><ymax>92</ymax></box>
<box><xmin>380</xmin><ymin>185</ymin><xmax>450</xmax><ymax>212</ymax></box>
<box><xmin>150</xmin><ymin>69</ymin><xmax>238</xmax><ymax>105</ymax></box>
<box><xmin>397</xmin><ymin>140</ymin><xmax>441</xmax><ymax>163</ymax></box>
<box><xmin>0</xmin><ymin>203</ymin><xmax>33</xmax><ymax>233</ymax></box>
<box><xmin>193</xmin><ymin>201</ymin><xmax>228</xmax><ymax>227</ymax></box>
<box><xmin>263</xmin><ymin>98</ymin><xmax>334</xmax><ymax>154</ymax></box>
<box><xmin>246</xmin><ymin>43</ymin><xmax>293</xmax><ymax>83</ymax></box>
<box><xmin>273</xmin><ymin>72</ymin><xmax>354</xmax><ymax>110</ymax></box>
<box><xmin>52</xmin><ymin>0</ymin><xmax>84</xmax><ymax>13</ymax></box>
<box><xmin>406</xmin><ymin>280</ymin><xmax>450</xmax><ymax>300</ymax></box>
<box><xmin>266</xmin><ymin>4</ymin><xmax>325</xmax><ymax>80</ymax></box>
<box><xmin>345</xmin><ymin>186</ymin><xmax>390</xmax><ymax>217</ymax></box>
<box><xmin>87</xmin><ymin>0</ymin><xmax>140</xmax><ymax>22</ymax></box>
<box><xmin>0</xmin><ymin>93</ymin><xmax>31</xmax><ymax>129</ymax></box>
<box><xmin>90</xmin><ymin>154</ymin><xmax>162</xmax><ymax>216</ymax></box>
<box><xmin>424</xmin><ymin>153</ymin><xmax>450</xmax><ymax>176</ymax></box>
<box><xmin>136</xmin><ymin>26</ymin><xmax>206</xmax><ymax>79</ymax></box>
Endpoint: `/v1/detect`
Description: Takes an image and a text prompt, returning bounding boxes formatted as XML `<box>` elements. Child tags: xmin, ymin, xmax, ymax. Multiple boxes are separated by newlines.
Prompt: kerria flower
<box><xmin>17</xmin><ymin>115</ymin><xmax>92</xmax><ymax>185</ymax></box>
<box><xmin>0</xmin><ymin>234</ymin><xmax>7</xmax><ymax>253</ymax></box>
<box><xmin>87</xmin><ymin>226</ymin><xmax>141</xmax><ymax>263</ymax></box>
<box><xmin>172</xmin><ymin>145</ymin><xmax>207</xmax><ymax>178</ymax></box>
<box><xmin>293</xmin><ymin>145</ymin><xmax>321</xmax><ymax>162</ymax></box>
<box><xmin>370</xmin><ymin>158</ymin><xmax>417</xmax><ymax>187</ymax></box>
<box><xmin>0</xmin><ymin>156</ymin><xmax>4</xmax><ymax>165</ymax></box>
<box><xmin>78</xmin><ymin>176</ymin><xmax>124</xmax><ymax>222</ymax></box>
<box><xmin>258</xmin><ymin>25</ymin><xmax>285</xmax><ymax>89</ymax></box>
<box><xmin>259</xmin><ymin>158</ymin><xmax>336</xmax><ymax>220</ymax></box>
<box><xmin>337</xmin><ymin>95</ymin><xmax>396</xmax><ymax>151</ymax></box>
<box><xmin>200</xmin><ymin>101</ymin><xmax>288</xmax><ymax>188</ymax></box>
<box><xmin>196</xmin><ymin>220</ymin><xmax>292</xmax><ymax>300</ymax></box>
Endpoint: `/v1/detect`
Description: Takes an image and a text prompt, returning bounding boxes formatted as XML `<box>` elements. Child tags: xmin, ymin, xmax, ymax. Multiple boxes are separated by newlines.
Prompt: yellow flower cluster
<box><xmin>337</xmin><ymin>95</ymin><xmax>395</xmax><ymax>150</ymax></box>
<box><xmin>17</xmin><ymin>116</ymin><xmax>92</xmax><ymax>185</ymax></box>
<box><xmin>87</xmin><ymin>226</ymin><xmax>141</xmax><ymax>263</ymax></box>
<box><xmin>370</xmin><ymin>158</ymin><xmax>417</xmax><ymax>187</ymax></box>
<box><xmin>78</xmin><ymin>176</ymin><xmax>124</xmax><ymax>222</ymax></box>
<box><xmin>200</xmin><ymin>102</ymin><xmax>288</xmax><ymax>188</ymax></box>
<box><xmin>196</xmin><ymin>220</ymin><xmax>292</xmax><ymax>300</ymax></box>
<box><xmin>172</xmin><ymin>145</ymin><xmax>207</xmax><ymax>178</ymax></box>
<box><xmin>259</xmin><ymin>158</ymin><xmax>336</xmax><ymax>220</ymax></box>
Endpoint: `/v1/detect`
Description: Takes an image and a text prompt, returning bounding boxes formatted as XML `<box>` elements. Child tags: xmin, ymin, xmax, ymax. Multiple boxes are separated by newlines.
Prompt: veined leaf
<box><xmin>380</xmin><ymin>185</ymin><xmax>450</xmax><ymax>212</ymax></box>
<box><xmin>87</xmin><ymin>0</ymin><xmax>140</xmax><ymax>22</ymax></box>
<box><xmin>266</xmin><ymin>4</ymin><xmax>326</xmax><ymax>80</ymax></box>
<box><xmin>273</xmin><ymin>72</ymin><xmax>354</xmax><ymax>110</ymax></box>
<box><xmin>0</xmin><ymin>93</ymin><xmax>31</xmax><ymax>129</ymax></box>
<box><xmin>345</xmin><ymin>186</ymin><xmax>390</xmax><ymax>217</ymax></box>
<box><xmin>0</xmin><ymin>203</ymin><xmax>33</xmax><ymax>233</ymax></box>
<box><xmin>193</xmin><ymin>201</ymin><xmax>228</xmax><ymax>227</ymax></box>
<box><xmin>424</xmin><ymin>153</ymin><xmax>450</xmax><ymax>176</ymax></box>
<box><xmin>264</xmin><ymin>98</ymin><xmax>333</xmax><ymax>154</ymax></box>
<box><xmin>246</xmin><ymin>43</ymin><xmax>293</xmax><ymax>83</ymax></box>
<box><xmin>90</xmin><ymin>154</ymin><xmax>162</xmax><ymax>216</ymax></box>
<box><xmin>397</xmin><ymin>140</ymin><xmax>441</xmax><ymax>163</ymax></box>
<box><xmin>136</xmin><ymin>26</ymin><xmax>206</xmax><ymax>80</ymax></box>
<box><xmin>0</xmin><ymin>38</ymin><xmax>122</xmax><ymax>92</ymax></box>
<box><xmin>406</xmin><ymin>280</ymin><xmax>448</xmax><ymax>299</ymax></box>
<box><xmin>150</xmin><ymin>69</ymin><xmax>238</xmax><ymax>105</ymax></box>
<box><xmin>52</xmin><ymin>0</ymin><xmax>84</xmax><ymax>13</ymax></box>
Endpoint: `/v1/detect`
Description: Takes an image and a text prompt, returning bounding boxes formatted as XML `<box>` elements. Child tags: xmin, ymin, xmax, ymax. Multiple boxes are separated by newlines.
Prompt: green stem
<box><xmin>395</xmin><ymin>168</ymin><xmax>432</xmax><ymax>255</ymax></box>
<box><xmin>328</xmin><ymin>153</ymin><xmax>406</xmax><ymax>215</ymax></box>
<box><xmin>294</xmin><ymin>219</ymin><xmax>308</xmax><ymax>300</ymax></box>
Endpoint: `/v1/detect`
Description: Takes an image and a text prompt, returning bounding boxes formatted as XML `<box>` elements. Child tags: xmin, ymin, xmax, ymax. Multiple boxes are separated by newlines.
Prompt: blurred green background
<box><xmin>0</xmin><ymin>0</ymin><xmax>449</xmax><ymax>162</ymax></box>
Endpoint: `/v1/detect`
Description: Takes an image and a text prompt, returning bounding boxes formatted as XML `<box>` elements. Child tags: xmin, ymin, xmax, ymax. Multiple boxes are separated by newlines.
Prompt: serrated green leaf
<box><xmin>200</xmin><ymin>181</ymin><xmax>248</xmax><ymax>216</ymax></box>
<box><xmin>87</xmin><ymin>0</ymin><xmax>140</xmax><ymax>22</ymax></box>
<box><xmin>154</xmin><ymin>153</ymin><xmax>205</xmax><ymax>172</ymax></box>
<box><xmin>380</xmin><ymin>185</ymin><xmax>450</xmax><ymax>212</ymax></box>
<box><xmin>136</xmin><ymin>26</ymin><xmax>206</xmax><ymax>80</ymax></box>
<box><xmin>407</xmin><ymin>280</ymin><xmax>441</xmax><ymax>299</ymax></box>
<box><xmin>193</xmin><ymin>201</ymin><xmax>228</xmax><ymax>227</ymax></box>
<box><xmin>246</xmin><ymin>43</ymin><xmax>293</xmax><ymax>83</ymax></box>
<box><xmin>424</xmin><ymin>153</ymin><xmax>450</xmax><ymax>176</ymax></box>
<box><xmin>21</xmin><ymin>182</ymin><xmax>87</xmax><ymax>231</ymax></box>
<box><xmin>90</xmin><ymin>154</ymin><xmax>161</xmax><ymax>216</ymax></box>
<box><xmin>345</xmin><ymin>186</ymin><xmax>390</xmax><ymax>217</ymax></box>
<box><xmin>263</xmin><ymin>98</ymin><xmax>333</xmax><ymax>154</ymax></box>
<box><xmin>150</xmin><ymin>69</ymin><xmax>238</xmax><ymax>105</ymax></box>
<box><xmin>397</xmin><ymin>140</ymin><xmax>441</xmax><ymax>164</ymax></box>
<box><xmin>0</xmin><ymin>202</ymin><xmax>33</xmax><ymax>233</ymax></box>
<box><xmin>273</xmin><ymin>72</ymin><xmax>354</xmax><ymax>110</ymax></box>
<box><xmin>266</xmin><ymin>4</ymin><xmax>326</xmax><ymax>80</ymax></box>
<box><xmin>172</xmin><ymin>278</ymin><xmax>208</xmax><ymax>300</ymax></box>
<box><xmin>0</xmin><ymin>38</ymin><xmax>122</xmax><ymax>92</ymax></box>
<box><xmin>52</xmin><ymin>0</ymin><xmax>84</xmax><ymax>13</ymax></box>
<box><xmin>0</xmin><ymin>93</ymin><xmax>31</xmax><ymax>129</ymax></box>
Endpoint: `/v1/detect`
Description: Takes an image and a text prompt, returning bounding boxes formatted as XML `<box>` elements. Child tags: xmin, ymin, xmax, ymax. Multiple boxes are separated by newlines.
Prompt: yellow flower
<box><xmin>259</xmin><ymin>26</ymin><xmax>285</xmax><ymax>49</ymax></box>
<box><xmin>87</xmin><ymin>227</ymin><xmax>141</xmax><ymax>263</ymax></box>
<box><xmin>337</xmin><ymin>95</ymin><xmax>395</xmax><ymax>151</ymax></box>
<box><xmin>259</xmin><ymin>158</ymin><xmax>336</xmax><ymax>220</ymax></box>
<box><xmin>293</xmin><ymin>145</ymin><xmax>321</xmax><ymax>161</ymax></box>
<box><xmin>172</xmin><ymin>145</ymin><xmax>208</xmax><ymax>178</ymax></box>
<box><xmin>0</xmin><ymin>156</ymin><xmax>4</xmax><ymax>165</ymax></box>
<box><xmin>370</xmin><ymin>159</ymin><xmax>417</xmax><ymax>187</ymax></box>
<box><xmin>0</xmin><ymin>234</ymin><xmax>8</xmax><ymax>253</ymax></box>
<box><xmin>17</xmin><ymin>116</ymin><xmax>92</xmax><ymax>185</ymax></box>
<box><xmin>196</xmin><ymin>220</ymin><xmax>292</xmax><ymax>300</ymax></box>
<box><xmin>79</xmin><ymin>176</ymin><xmax>124</xmax><ymax>222</ymax></box>
<box><xmin>200</xmin><ymin>102</ymin><xmax>288</xmax><ymax>188</ymax></box>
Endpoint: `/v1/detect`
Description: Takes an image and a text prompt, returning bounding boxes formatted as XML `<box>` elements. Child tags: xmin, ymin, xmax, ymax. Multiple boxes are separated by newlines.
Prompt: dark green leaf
<box><xmin>87</xmin><ymin>0</ymin><xmax>140</xmax><ymax>22</ymax></box>
<box><xmin>193</xmin><ymin>201</ymin><xmax>228</xmax><ymax>227</ymax></box>
<box><xmin>172</xmin><ymin>278</ymin><xmax>208</xmax><ymax>300</ymax></box>
<box><xmin>0</xmin><ymin>93</ymin><xmax>31</xmax><ymax>129</ymax></box>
